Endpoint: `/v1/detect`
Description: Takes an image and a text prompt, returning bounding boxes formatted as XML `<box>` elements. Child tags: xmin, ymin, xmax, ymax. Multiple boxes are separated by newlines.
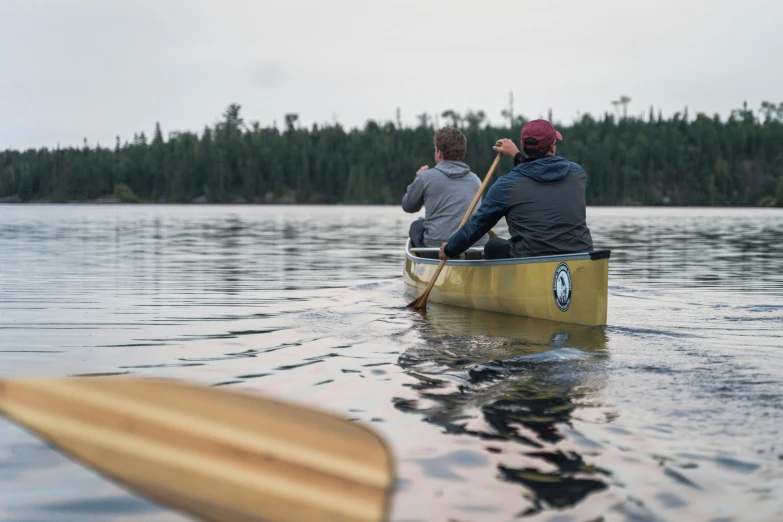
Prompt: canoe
<box><xmin>403</xmin><ymin>240</ymin><xmax>610</xmax><ymax>326</ymax></box>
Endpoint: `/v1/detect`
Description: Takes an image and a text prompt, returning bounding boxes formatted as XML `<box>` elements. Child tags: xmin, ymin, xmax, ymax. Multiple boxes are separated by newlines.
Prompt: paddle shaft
<box><xmin>408</xmin><ymin>152</ymin><xmax>503</xmax><ymax>309</ymax></box>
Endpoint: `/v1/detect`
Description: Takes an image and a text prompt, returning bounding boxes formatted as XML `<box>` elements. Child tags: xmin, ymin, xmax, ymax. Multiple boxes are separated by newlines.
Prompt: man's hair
<box><xmin>522</xmin><ymin>137</ymin><xmax>550</xmax><ymax>159</ymax></box>
<box><xmin>433</xmin><ymin>127</ymin><xmax>467</xmax><ymax>161</ymax></box>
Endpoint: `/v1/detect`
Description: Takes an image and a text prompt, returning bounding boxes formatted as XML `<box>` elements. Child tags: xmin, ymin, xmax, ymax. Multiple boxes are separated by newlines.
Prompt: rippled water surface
<box><xmin>1</xmin><ymin>205</ymin><xmax>781</xmax><ymax>521</ymax></box>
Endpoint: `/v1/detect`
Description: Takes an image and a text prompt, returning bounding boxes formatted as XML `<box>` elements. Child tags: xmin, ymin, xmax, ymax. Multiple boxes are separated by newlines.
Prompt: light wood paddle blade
<box><xmin>0</xmin><ymin>377</ymin><xmax>394</xmax><ymax>522</ymax></box>
<box><xmin>407</xmin><ymin>152</ymin><xmax>503</xmax><ymax>309</ymax></box>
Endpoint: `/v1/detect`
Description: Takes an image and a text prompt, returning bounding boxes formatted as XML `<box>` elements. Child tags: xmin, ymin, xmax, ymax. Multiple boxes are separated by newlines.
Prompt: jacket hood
<box><xmin>512</xmin><ymin>156</ymin><xmax>572</xmax><ymax>182</ymax></box>
<box><xmin>434</xmin><ymin>160</ymin><xmax>471</xmax><ymax>178</ymax></box>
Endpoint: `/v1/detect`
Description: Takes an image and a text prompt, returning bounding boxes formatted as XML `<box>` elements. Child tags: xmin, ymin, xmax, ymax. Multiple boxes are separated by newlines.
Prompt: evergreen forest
<box><xmin>1</xmin><ymin>101</ymin><xmax>782</xmax><ymax>207</ymax></box>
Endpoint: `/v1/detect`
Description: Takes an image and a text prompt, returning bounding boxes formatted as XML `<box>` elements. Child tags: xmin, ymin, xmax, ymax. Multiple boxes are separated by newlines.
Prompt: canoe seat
<box><xmin>410</xmin><ymin>248</ymin><xmax>612</xmax><ymax>262</ymax></box>
<box><xmin>410</xmin><ymin>247</ymin><xmax>484</xmax><ymax>260</ymax></box>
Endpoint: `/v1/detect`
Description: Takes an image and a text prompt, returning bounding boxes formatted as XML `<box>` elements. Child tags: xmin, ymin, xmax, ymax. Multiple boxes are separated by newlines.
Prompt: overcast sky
<box><xmin>1</xmin><ymin>0</ymin><xmax>780</xmax><ymax>149</ymax></box>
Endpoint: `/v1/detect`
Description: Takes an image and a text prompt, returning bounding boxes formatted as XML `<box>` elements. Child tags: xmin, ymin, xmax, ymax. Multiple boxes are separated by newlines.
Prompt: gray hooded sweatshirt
<box><xmin>401</xmin><ymin>161</ymin><xmax>489</xmax><ymax>248</ymax></box>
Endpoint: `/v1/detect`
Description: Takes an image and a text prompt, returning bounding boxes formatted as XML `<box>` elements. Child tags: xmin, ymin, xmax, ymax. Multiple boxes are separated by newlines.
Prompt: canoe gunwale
<box><xmin>405</xmin><ymin>240</ymin><xmax>610</xmax><ymax>267</ymax></box>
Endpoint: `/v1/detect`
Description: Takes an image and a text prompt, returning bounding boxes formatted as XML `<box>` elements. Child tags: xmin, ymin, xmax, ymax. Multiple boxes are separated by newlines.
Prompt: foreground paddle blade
<box><xmin>0</xmin><ymin>378</ymin><xmax>394</xmax><ymax>522</ymax></box>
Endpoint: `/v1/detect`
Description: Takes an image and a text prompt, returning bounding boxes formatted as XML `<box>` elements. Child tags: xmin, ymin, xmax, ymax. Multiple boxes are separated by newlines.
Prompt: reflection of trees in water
<box><xmin>396</xmin><ymin>305</ymin><xmax>611</xmax><ymax>516</ymax></box>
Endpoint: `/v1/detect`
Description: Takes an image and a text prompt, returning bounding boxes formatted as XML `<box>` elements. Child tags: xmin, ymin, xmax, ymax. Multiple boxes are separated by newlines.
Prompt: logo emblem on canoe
<box><xmin>553</xmin><ymin>263</ymin><xmax>572</xmax><ymax>312</ymax></box>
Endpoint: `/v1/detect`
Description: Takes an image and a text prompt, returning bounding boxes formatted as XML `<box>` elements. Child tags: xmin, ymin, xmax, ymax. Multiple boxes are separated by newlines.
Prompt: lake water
<box><xmin>0</xmin><ymin>205</ymin><xmax>781</xmax><ymax>521</ymax></box>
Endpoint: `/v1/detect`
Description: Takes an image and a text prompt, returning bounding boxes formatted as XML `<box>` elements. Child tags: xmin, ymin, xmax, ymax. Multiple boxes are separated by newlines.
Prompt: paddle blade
<box><xmin>406</xmin><ymin>293</ymin><xmax>429</xmax><ymax>309</ymax></box>
<box><xmin>407</xmin><ymin>259</ymin><xmax>447</xmax><ymax>309</ymax></box>
<box><xmin>0</xmin><ymin>377</ymin><xmax>394</xmax><ymax>522</ymax></box>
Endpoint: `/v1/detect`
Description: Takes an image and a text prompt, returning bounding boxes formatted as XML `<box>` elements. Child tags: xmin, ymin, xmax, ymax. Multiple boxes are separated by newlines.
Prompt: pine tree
<box><xmin>776</xmin><ymin>175</ymin><xmax>783</xmax><ymax>207</ymax></box>
<box><xmin>153</xmin><ymin>122</ymin><xmax>164</xmax><ymax>145</ymax></box>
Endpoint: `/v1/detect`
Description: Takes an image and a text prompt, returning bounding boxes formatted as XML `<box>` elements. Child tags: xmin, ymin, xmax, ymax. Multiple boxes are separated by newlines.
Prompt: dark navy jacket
<box><xmin>444</xmin><ymin>156</ymin><xmax>593</xmax><ymax>258</ymax></box>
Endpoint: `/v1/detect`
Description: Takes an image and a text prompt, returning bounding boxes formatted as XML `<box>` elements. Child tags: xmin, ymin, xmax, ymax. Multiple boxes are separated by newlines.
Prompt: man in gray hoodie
<box><xmin>401</xmin><ymin>127</ymin><xmax>488</xmax><ymax>249</ymax></box>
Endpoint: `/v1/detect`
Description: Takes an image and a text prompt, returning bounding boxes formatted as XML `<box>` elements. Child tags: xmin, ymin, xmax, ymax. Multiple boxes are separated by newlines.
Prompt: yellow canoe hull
<box><xmin>403</xmin><ymin>244</ymin><xmax>610</xmax><ymax>326</ymax></box>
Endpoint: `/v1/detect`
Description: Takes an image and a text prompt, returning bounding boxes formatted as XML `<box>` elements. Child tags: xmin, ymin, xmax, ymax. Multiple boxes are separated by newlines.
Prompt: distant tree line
<box><xmin>1</xmin><ymin>101</ymin><xmax>782</xmax><ymax>206</ymax></box>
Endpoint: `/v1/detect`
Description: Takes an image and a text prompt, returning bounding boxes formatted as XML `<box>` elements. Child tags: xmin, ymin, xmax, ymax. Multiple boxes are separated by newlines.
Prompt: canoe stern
<box><xmin>404</xmin><ymin>247</ymin><xmax>609</xmax><ymax>326</ymax></box>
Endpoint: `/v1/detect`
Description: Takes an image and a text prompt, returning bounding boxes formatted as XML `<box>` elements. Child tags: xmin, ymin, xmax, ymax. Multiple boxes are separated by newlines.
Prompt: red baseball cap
<box><xmin>520</xmin><ymin>119</ymin><xmax>563</xmax><ymax>149</ymax></box>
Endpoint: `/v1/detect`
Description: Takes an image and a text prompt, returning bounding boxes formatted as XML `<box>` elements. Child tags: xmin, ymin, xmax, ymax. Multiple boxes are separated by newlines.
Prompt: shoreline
<box><xmin>0</xmin><ymin>199</ymin><xmax>780</xmax><ymax>209</ymax></box>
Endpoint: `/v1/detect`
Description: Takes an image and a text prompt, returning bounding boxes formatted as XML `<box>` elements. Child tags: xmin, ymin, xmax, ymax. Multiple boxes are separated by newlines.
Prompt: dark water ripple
<box><xmin>0</xmin><ymin>205</ymin><xmax>781</xmax><ymax>521</ymax></box>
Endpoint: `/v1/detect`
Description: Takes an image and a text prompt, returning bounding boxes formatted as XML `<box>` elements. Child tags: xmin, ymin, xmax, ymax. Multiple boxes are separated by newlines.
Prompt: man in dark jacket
<box><xmin>439</xmin><ymin>119</ymin><xmax>593</xmax><ymax>260</ymax></box>
<box><xmin>402</xmin><ymin>127</ymin><xmax>488</xmax><ymax>248</ymax></box>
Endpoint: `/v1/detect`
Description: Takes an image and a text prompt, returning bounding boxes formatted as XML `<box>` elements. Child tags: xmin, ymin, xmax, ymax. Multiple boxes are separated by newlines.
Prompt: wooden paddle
<box><xmin>0</xmin><ymin>377</ymin><xmax>394</xmax><ymax>522</ymax></box>
<box><xmin>407</xmin><ymin>152</ymin><xmax>503</xmax><ymax>309</ymax></box>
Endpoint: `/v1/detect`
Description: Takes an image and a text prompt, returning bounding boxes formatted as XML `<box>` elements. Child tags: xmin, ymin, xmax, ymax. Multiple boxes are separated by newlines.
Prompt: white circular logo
<box><xmin>553</xmin><ymin>263</ymin><xmax>572</xmax><ymax>312</ymax></box>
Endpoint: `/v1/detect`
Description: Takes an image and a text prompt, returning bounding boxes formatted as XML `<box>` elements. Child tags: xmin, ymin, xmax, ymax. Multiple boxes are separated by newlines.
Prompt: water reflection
<box><xmin>595</xmin><ymin>208</ymin><xmax>783</xmax><ymax>293</ymax></box>
<box><xmin>0</xmin><ymin>206</ymin><xmax>781</xmax><ymax>521</ymax></box>
<box><xmin>398</xmin><ymin>305</ymin><xmax>610</xmax><ymax>516</ymax></box>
